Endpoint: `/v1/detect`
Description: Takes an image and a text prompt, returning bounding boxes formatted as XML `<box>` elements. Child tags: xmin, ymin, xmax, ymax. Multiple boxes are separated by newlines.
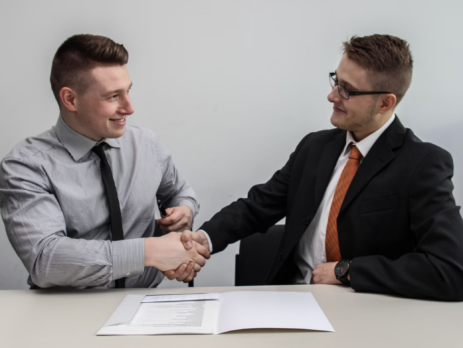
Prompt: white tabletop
<box><xmin>1</xmin><ymin>284</ymin><xmax>462</xmax><ymax>348</ymax></box>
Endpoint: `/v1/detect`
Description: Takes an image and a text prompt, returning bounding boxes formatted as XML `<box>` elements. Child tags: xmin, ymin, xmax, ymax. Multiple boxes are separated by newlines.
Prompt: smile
<box><xmin>110</xmin><ymin>118</ymin><xmax>127</xmax><ymax>125</ymax></box>
<box><xmin>333</xmin><ymin>106</ymin><xmax>346</xmax><ymax>114</ymax></box>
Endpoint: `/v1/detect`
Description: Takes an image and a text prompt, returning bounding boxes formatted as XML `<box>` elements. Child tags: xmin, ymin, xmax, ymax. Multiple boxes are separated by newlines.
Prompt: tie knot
<box><xmin>92</xmin><ymin>143</ymin><xmax>105</xmax><ymax>158</ymax></box>
<box><xmin>349</xmin><ymin>144</ymin><xmax>362</xmax><ymax>161</ymax></box>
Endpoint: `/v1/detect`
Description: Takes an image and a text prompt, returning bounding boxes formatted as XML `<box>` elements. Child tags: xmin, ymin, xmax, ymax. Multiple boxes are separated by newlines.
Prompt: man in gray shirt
<box><xmin>0</xmin><ymin>34</ymin><xmax>208</xmax><ymax>289</ymax></box>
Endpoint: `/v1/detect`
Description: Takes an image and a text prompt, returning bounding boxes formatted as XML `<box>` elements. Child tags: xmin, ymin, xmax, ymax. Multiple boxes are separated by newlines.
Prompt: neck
<box><xmin>352</xmin><ymin>111</ymin><xmax>394</xmax><ymax>142</ymax></box>
<box><xmin>61</xmin><ymin>111</ymin><xmax>101</xmax><ymax>141</ymax></box>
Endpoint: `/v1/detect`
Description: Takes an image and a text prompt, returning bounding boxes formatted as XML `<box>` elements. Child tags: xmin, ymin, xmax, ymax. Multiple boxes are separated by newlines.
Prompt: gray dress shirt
<box><xmin>0</xmin><ymin>116</ymin><xmax>199</xmax><ymax>289</ymax></box>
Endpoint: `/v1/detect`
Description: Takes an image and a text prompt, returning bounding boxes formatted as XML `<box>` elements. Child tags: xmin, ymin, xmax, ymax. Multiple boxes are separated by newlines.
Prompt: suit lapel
<box><xmin>339</xmin><ymin>117</ymin><xmax>406</xmax><ymax>214</ymax></box>
<box><xmin>314</xmin><ymin>132</ymin><xmax>346</xmax><ymax>208</ymax></box>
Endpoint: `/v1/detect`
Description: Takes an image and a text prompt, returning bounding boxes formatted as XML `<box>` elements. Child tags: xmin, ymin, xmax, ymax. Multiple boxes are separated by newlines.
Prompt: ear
<box><xmin>378</xmin><ymin>93</ymin><xmax>397</xmax><ymax>114</ymax></box>
<box><xmin>59</xmin><ymin>87</ymin><xmax>78</xmax><ymax>112</ymax></box>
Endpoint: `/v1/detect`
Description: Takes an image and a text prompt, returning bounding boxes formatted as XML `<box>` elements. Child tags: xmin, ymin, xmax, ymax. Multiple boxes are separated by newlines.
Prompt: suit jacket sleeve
<box><xmin>200</xmin><ymin>136</ymin><xmax>309</xmax><ymax>253</ymax></box>
<box><xmin>350</xmin><ymin>148</ymin><xmax>463</xmax><ymax>300</ymax></box>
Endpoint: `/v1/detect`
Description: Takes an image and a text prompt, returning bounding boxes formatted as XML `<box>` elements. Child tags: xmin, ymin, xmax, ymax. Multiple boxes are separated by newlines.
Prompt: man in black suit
<box><xmin>167</xmin><ymin>34</ymin><xmax>463</xmax><ymax>300</ymax></box>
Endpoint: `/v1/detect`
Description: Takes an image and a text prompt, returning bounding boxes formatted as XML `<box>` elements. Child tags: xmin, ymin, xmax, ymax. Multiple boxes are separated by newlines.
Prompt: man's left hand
<box><xmin>156</xmin><ymin>205</ymin><xmax>193</xmax><ymax>232</ymax></box>
<box><xmin>311</xmin><ymin>262</ymin><xmax>342</xmax><ymax>284</ymax></box>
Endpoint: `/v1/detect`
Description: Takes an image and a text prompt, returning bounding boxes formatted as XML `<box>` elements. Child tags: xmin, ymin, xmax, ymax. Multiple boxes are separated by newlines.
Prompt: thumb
<box><xmin>165</xmin><ymin>207</ymin><xmax>174</xmax><ymax>216</ymax></box>
<box><xmin>180</xmin><ymin>230</ymin><xmax>193</xmax><ymax>250</ymax></box>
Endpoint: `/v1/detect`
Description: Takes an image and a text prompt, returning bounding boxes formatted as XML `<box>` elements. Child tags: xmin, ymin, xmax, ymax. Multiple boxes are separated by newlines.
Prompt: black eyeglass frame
<box><xmin>329</xmin><ymin>72</ymin><xmax>392</xmax><ymax>100</ymax></box>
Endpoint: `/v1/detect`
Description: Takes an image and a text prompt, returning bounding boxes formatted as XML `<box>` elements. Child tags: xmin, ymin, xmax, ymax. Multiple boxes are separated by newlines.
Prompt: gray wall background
<box><xmin>1</xmin><ymin>0</ymin><xmax>462</xmax><ymax>290</ymax></box>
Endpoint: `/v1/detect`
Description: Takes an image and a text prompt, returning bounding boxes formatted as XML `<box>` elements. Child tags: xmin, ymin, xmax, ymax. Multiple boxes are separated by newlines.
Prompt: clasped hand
<box><xmin>162</xmin><ymin>230</ymin><xmax>210</xmax><ymax>283</ymax></box>
<box><xmin>144</xmin><ymin>231</ymin><xmax>210</xmax><ymax>282</ymax></box>
<box><xmin>151</xmin><ymin>206</ymin><xmax>210</xmax><ymax>282</ymax></box>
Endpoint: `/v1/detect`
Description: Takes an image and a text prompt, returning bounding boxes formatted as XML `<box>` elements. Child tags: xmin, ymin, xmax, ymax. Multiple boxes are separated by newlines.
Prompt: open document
<box><xmin>97</xmin><ymin>291</ymin><xmax>334</xmax><ymax>335</ymax></box>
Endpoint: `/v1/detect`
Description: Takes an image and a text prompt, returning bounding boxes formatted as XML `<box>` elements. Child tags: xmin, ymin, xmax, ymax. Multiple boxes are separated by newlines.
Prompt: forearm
<box><xmin>350</xmin><ymin>252</ymin><xmax>463</xmax><ymax>301</ymax></box>
<box><xmin>201</xmin><ymin>185</ymin><xmax>287</xmax><ymax>254</ymax></box>
<box><xmin>154</xmin><ymin>134</ymin><xmax>199</xmax><ymax>218</ymax></box>
<box><xmin>28</xmin><ymin>235</ymin><xmax>144</xmax><ymax>288</ymax></box>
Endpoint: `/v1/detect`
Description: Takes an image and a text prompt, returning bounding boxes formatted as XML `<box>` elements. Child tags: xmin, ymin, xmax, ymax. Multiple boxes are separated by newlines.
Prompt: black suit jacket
<box><xmin>201</xmin><ymin>117</ymin><xmax>463</xmax><ymax>300</ymax></box>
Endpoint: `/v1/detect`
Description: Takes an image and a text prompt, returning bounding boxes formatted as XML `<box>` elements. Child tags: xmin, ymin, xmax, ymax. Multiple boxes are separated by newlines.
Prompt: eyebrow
<box><xmin>334</xmin><ymin>71</ymin><xmax>358</xmax><ymax>91</ymax></box>
<box><xmin>105</xmin><ymin>82</ymin><xmax>133</xmax><ymax>96</ymax></box>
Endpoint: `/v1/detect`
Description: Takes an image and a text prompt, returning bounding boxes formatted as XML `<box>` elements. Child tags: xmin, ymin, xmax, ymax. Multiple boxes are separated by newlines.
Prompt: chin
<box><xmin>330</xmin><ymin>114</ymin><xmax>348</xmax><ymax>131</ymax></box>
<box><xmin>107</xmin><ymin>128</ymin><xmax>126</xmax><ymax>139</ymax></box>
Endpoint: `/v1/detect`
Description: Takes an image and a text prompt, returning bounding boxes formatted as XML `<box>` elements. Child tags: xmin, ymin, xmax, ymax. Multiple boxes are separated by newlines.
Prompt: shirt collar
<box><xmin>54</xmin><ymin>116</ymin><xmax>121</xmax><ymax>162</ymax></box>
<box><xmin>344</xmin><ymin>114</ymin><xmax>396</xmax><ymax>158</ymax></box>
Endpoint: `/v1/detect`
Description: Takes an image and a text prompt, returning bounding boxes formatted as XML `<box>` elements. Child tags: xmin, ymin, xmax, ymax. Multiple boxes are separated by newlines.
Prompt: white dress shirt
<box><xmin>293</xmin><ymin>114</ymin><xmax>396</xmax><ymax>283</ymax></box>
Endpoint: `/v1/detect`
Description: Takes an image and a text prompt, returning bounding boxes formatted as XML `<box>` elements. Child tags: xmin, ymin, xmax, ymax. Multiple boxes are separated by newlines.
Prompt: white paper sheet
<box><xmin>216</xmin><ymin>291</ymin><xmax>334</xmax><ymax>333</ymax></box>
<box><xmin>98</xmin><ymin>300</ymin><xmax>219</xmax><ymax>335</ymax></box>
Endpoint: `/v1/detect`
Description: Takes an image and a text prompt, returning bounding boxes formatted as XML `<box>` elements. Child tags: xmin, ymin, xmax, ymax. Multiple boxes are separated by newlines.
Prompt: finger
<box><xmin>157</xmin><ymin>210</ymin><xmax>182</xmax><ymax>226</ymax></box>
<box><xmin>192</xmin><ymin>252</ymin><xmax>206</xmax><ymax>267</ymax></box>
<box><xmin>180</xmin><ymin>231</ymin><xmax>193</xmax><ymax>250</ymax></box>
<box><xmin>171</xmin><ymin>263</ymin><xmax>188</xmax><ymax>279</ymax></box>
<box><xmin>194</xmin><ymin>241</ymin><xmax>210</xmax><ymax>259</ymax></box>
<box><xmin>160</xmin><ymin>218</ymin><xmax>189</xmax><ymax>232</ymax></box>
<box><xmin>184</xmin><ymin>270</ymin><xmax>196</xmax><ymax>283</ymax></box>
<box><xmin>162</xmin><ymin>270</ymin><xmax>175</xmax><ymax>280</ymax></box>
<box><xmin>172</xmin><ymin>263</ymin><xmax>188</xmax><ymax>279</ymax></box>
<box><xmin>163</xmin><ymin>263</ymin><xmax>188</xmax><ymax>280</ymax></box>
<box><xmin>162</xmin><ymin>269</ymin><xmax>178</xmax><ymax>280</ymax></box>
<box><xmin>193</xmin><ymin>262</ymin><xmax>201</xmax><ymax>272</ymax></box>
<box><xmin>176</xmin><ymin>262</ymin><xmax>195</xmax><ymax>282</ymax></box>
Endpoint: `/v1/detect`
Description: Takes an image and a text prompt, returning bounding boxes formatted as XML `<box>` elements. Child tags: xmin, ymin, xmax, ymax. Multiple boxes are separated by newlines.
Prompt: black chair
<box><xmin>235</xmin><ymin>225</ymin><xmax>285</xmax><ymax>286</ymax></box>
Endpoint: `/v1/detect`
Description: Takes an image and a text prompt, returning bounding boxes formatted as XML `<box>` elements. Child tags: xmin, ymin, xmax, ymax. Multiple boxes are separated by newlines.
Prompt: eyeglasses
<box><xmin>329</xmin><ymin>72</ymin><xmax>391</xmax><ymax>100</ymax></box>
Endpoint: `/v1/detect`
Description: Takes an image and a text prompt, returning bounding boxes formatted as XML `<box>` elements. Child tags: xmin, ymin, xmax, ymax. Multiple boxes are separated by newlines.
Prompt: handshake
<box><xmin>144</xmin><ymin>205</ymin><xmax>211</xmax><ymax>283</ymax></box>
<box><xmin>144</xmin><ymin>230</ymin><xmax>211</xmax><ymax>283</ymax></box>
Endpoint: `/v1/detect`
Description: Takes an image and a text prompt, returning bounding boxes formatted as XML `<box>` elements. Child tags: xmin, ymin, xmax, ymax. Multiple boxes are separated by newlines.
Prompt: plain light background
<box><xmin>0</xmin><ymin>0</ymin><xmax>462</xmax><ymax>290</ymax></box>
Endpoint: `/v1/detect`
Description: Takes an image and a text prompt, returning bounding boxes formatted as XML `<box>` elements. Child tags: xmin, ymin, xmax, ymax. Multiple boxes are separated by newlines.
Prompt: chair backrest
<box><xmin>235</xmin><ymin>225</ymin><xmax>285</xmax><ymax>286</ymax></box>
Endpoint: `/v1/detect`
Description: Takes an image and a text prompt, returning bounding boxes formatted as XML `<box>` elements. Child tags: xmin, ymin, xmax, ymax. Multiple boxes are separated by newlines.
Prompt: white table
<box><xmin>1</xmin><ymin>284</ymin><xmax>462</xmax><ymax>348</ymax></box>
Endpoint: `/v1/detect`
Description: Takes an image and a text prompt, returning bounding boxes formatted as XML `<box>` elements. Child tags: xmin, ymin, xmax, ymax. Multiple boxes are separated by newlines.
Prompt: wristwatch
<box><xmin>335</xmin><ymin>259</ymin><xmax>351</xmax><ymax>285</ymax></box>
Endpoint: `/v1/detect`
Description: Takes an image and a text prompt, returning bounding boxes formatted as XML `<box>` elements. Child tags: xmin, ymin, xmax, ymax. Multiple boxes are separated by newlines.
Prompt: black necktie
<box><xmin>92</xmin><ymin>144</ymin><xmax>125</xmax><ymax>288</ymax></box>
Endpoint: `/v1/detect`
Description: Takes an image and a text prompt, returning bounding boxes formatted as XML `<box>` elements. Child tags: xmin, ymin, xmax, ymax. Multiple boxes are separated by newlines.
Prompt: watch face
<box><xmin>335</xmin><ymin>259</ymin><xmax>350</xmax><ymax>277</ymax></box>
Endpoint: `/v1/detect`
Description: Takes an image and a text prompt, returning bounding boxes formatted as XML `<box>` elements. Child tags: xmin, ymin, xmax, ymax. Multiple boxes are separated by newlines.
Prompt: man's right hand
<box><xmin>144</xmin><ymin>232</ymin><xmax>208</xmax><ymax>271</ymax></box>
<box><xmin>163</xmin><ymin>230</ymin><xmax>211</xmax><ymax>282</ymax></box>
<box><xmin>182</xmin><ymin>230</ymin><xmax>210</xmax><ymax>252</ymax></box>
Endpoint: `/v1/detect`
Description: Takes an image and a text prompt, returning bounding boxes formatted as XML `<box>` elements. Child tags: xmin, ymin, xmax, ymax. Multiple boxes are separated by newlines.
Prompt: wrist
<box><xmin>180</xmin><ymin>205</ymin><xmax>193</xmax><ymax>229</ymax></box>
<box><xmin>334</xmin><ymin>259</ymin><xmax>351</xmax><ymax>285</ymax></box>
<box><xmin>144</xmin><ymin>237</ymin><xmax>158</xmax><ymax>268</ymax></box>
<box><xmin>195</xmin><ymin>230</ymin><xmax>210</xmax><ymax>250</ymax></box>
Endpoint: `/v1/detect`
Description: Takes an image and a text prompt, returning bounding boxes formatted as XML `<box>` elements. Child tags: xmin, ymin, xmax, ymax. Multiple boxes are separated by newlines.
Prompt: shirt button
<box><xmin>302</xmin><ymin>217</ymin><xmax>310</xmax><ymax>225</ymax></box>
<box><xmin>126</xmin><ymin>273</ymin><xmax>131</xmax><ymax>277</ymax></box>
<box><xmin>278</xmin><ymin>253</ymin><xmax>284</xmax><ymax>261</ymax></box>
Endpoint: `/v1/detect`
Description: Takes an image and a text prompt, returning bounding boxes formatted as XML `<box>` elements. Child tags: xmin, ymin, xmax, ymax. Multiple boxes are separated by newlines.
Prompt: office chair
<box><xmin>235</xmin><ymin>225</ymin><xmax>285</xmax><ymax>286</ymax></box>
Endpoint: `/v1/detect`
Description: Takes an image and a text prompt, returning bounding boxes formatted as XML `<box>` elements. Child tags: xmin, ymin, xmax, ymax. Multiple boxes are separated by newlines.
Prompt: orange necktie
<box><xmin>325</xmin><ymin>144</ymin><xmax>363</xmax><ymax>262</ymax></box>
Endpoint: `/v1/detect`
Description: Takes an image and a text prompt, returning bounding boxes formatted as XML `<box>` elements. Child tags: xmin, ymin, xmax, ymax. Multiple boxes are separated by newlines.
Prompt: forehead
<box><xmin>88</xmin><ymin>65</ymin><xmax>131</xmax><ymax>91</ymax></box>
<box><xmin>336</xmin><ymin>55</ymin><xmax>372</xmax><ymax>90</ymax></box>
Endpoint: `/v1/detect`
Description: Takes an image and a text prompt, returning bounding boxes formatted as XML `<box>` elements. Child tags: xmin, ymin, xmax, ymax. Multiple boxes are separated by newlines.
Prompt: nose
<box><xmin>120</xmin><ymin>95</ymin><xmax>134</xmax><ymax>115</ymax></box>
<box><xmin>327</xmin><ymin>86</ymin><xmax>341</xmax><ymax>104</ymax></box>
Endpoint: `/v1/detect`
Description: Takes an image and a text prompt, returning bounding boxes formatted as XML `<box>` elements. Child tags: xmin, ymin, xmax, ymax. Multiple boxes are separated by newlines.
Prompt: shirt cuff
<box><xmin>112</xmin><ymin>239</ymin><xmax>145</xmax><ymax>280</ymax></box>
<box><xmin>198</xmin><ymin>230</ymin><xmax>213</xmax><ymax>253</ymax></box>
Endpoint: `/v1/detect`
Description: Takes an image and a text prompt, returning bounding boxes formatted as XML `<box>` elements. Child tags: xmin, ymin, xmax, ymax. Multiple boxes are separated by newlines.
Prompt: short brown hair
<box><xmin>342</xmin><ymin>34</ymin><xmax>413</xmax><ymax>105</ymax></box>
<box><xmin>50</xmin><ymin>34</ymin><xmax>129</xmax><ymax>104</ymax></box>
